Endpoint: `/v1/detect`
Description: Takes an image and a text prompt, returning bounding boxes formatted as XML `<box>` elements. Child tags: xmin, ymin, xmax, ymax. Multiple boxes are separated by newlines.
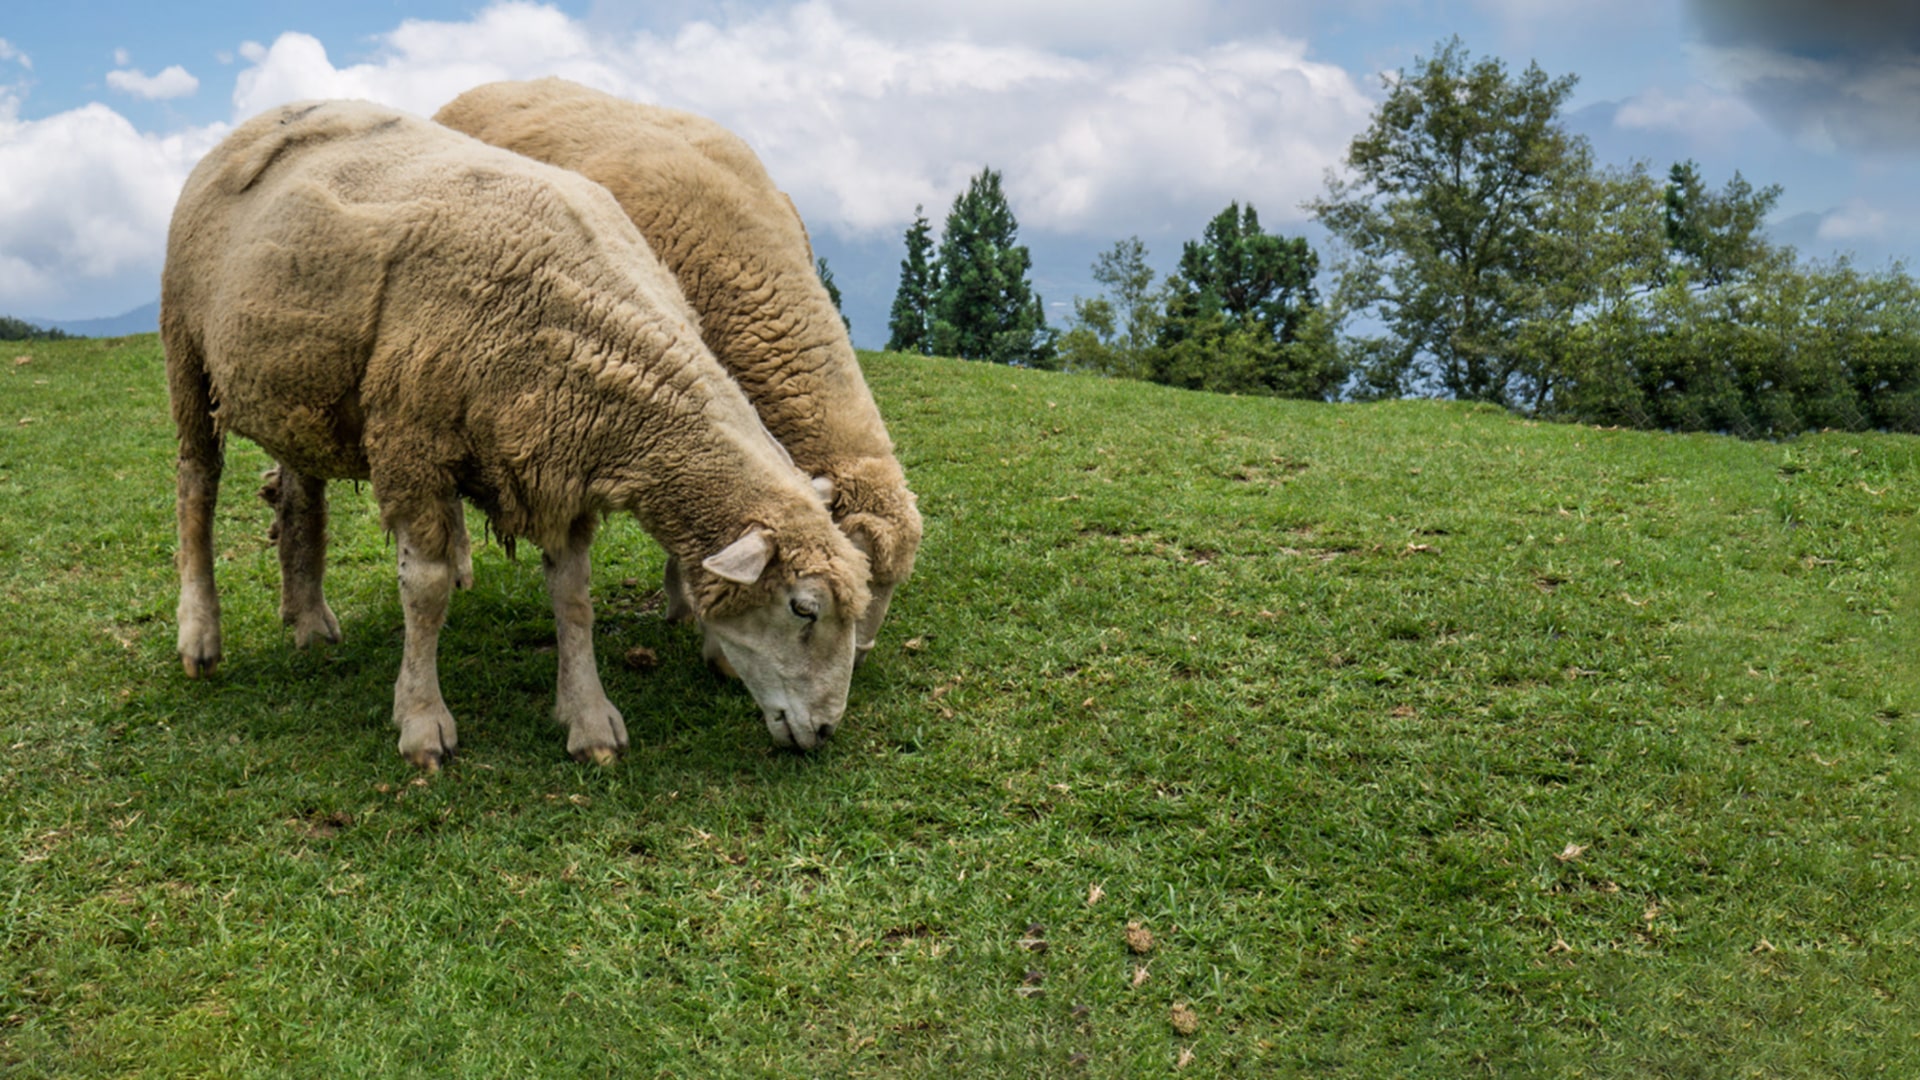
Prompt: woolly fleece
<box><xmin>162</xmin><ymin>99</ymin><xmax>870</xmax><ymax>623</ymax></box>
<box><xmin>435</xmin><ymin>79</ymin><xmax>922</xmax><ymax>589</ymax></box>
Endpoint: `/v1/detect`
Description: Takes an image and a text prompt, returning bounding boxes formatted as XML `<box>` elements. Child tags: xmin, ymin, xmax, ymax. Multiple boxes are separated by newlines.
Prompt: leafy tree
<box><xmin>929</xmin><ymin>168</ymin><xmax>1053</xmax><ymax>367</ymax></box>
<box><xmin>1663</xmin><ymin>161</ymin><xmax>1782</xmax><ymax>289</ymax></box>
<box><xmin>0</xmin><ymin>315</ymin><xmax>68</xmax><ymax>341</ymax></box>
<box><xmin>815</xmin><ymin>257</ymin><xmax>850</xmax><ymax>334</ymax></box>
<box><xmin>1149</xmin><ymin>204</ymin><xmax>1342</xmax><ymax>399</ymax></box>
<box><xmin>1310</xmin><ymin>36</ymin><xmax>1588</xmax><ymax>405</ymax></box>
<box><xmin>1057</xmin><ymin>294</ymin><xmax>1125</xmax><ymax>377</ymax></box>
<box><xmin>1093</xmin><ymin>237</ymin><xmax>1159</xmax><ymax>355</ymax></box>
<box><xmin>1548</xmin><ymin>253</ymin><xmax>1920</xmax><ymax>437</ymax></box>
<box><xmin>886</xmin><ymin>206</ymin><xmax>935</xmax><ymax>354</ymax></box>
<box><xmin>1058</xmin><ymin>237</ymin><xmax>1158</xmax><ymax>379</ymax></box>
<box><xmin>1510</xmin><ymin>162</ymin><xmax>1668</xmax><ymax>414</ymax></box>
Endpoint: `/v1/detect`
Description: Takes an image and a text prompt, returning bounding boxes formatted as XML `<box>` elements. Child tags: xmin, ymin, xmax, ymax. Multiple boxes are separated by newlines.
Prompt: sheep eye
<box><xmin>789</xmin><ymin>598</ymin><xmax>819</xmax><ymax>621</ymax></box>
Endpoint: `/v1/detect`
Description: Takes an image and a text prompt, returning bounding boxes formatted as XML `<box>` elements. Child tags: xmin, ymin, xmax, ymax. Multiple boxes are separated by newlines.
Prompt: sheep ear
<box><xmin>811</xmin><ymin>475</ymin><xmax>835</xmax><ymax>504</ymax></box>
<box><xmin>703</xmin><ymin>529</ymin><xmax>772</xmax><ymax>584</ymax></box>
<box><xmin>843</xmin><ymin>519</ymin><xmax>877</xmax><ymax>560</ymax></box>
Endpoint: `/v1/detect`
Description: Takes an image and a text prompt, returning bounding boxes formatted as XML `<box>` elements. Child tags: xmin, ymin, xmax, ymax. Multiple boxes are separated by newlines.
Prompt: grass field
<box><xmin>2</xmin><ymin>334</ymin><xmax>1916</xmax><ymax>1076</ymax></box>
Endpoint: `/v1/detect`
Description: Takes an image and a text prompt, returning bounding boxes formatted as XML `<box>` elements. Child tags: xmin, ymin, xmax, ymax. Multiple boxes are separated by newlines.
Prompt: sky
<box><xmin>1</xmin><ymin>0</ymin><xmax>1916</xmax><ymax>346</ymax></box>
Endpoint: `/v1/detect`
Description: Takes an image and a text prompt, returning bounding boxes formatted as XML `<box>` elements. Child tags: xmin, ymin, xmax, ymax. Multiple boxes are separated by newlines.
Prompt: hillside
<box><xmin>1</xmin><ymin>335</ymin><xmax>1915</xmax><ymax>1076</ymax></box>
<box><xmin>22</xmin><ymin>300</ymin><xmax>162</xmax><ymax>339</ymax></box>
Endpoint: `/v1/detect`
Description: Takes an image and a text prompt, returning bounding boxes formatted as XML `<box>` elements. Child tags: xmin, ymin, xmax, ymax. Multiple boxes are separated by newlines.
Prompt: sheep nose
<box><xmin>816</xmin><ymin>720</ymin><xmax>837</xmax><ymax>741</ymax></box>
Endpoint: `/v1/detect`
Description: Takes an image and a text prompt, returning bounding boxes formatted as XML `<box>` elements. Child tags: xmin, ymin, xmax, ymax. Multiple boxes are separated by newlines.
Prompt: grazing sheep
<box><xmin>163</xmin><ymin>100</ymin><xmax>870</xmax><ymax>767</ymax></box>
<box><xmin>436</xmin><ymin>79</ymin><xmax>921</xmax><ymax>663</ymax></box>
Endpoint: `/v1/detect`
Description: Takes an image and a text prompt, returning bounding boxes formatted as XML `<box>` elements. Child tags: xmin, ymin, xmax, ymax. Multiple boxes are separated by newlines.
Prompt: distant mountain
<box><xmin>28</xmin><ymin>300</ymin><xmax>160</xmax><ymax>339</ymax></box>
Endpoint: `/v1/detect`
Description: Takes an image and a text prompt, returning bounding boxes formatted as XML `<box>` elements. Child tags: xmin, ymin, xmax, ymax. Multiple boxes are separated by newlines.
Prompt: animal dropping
<box><xmin>1125</xmin><ymin>921</ymin><xmax>1155</xmax><ymax>954</ymax></box>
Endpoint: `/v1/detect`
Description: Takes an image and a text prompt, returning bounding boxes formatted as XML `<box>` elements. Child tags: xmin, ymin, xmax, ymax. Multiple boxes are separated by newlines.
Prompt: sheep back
<box><xmin>435</xmin><ymin>79</ymin><xmax>921</xmax><ymax>587</ymax></box>
<box><xmin>163</xmin><ymin>99</ymin><xmax>866</xmax><ymax>617</ymax></box>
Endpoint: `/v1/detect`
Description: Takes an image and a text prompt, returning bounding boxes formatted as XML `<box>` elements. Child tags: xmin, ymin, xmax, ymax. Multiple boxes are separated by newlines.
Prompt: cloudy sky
<box><xmin>2</xmin><ymin>0</ymin><xmax>1916</xmax><ymax>345</ymax></box>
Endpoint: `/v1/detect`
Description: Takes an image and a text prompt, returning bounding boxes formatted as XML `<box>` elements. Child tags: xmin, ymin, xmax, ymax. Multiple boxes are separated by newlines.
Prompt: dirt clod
<box><xmin>1125</xmin><ymin>921</ymin><xmax>1154</xmax><ymax>954</ymax></box>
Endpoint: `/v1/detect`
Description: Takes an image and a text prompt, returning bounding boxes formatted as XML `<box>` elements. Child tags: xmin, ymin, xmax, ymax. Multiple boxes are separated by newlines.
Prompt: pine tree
<box><xmin>1150</xmin><ymin>203</ymin><xmax>1340</xmax><ymax>399</ymax></box>
<box><xmin>885</xmin><ymin>207</ymin><xmax>935</xmax><ymax>354</ymax></box>
<box><xmin>929</xmin><ymin>169</ymin><xmax>1051</xmax><ymax>366</ymax></box>
<box><xmin>816</xmin><ymin>257</ymin><xmax>850</xmax><ymax>334</ymax></box>
<box><xmin>1663</xmin><ymin>161</ymin><xmax>1781</xmax><ymax>289</ymax></box>
<box><xmin>1161</xmin><ymin>203</ymin><xmax>1317</xmax><ymax>344</ymax></box>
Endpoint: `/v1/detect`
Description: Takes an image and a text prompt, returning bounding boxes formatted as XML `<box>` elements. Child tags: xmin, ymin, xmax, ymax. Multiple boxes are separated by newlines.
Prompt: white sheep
<box><xmin>436</xmin><ymin>79</ymin><xmax>922</xmax><ymax>664</ymax></box>
<box><xmin>163</xmin><ymin>100</ymin><xmax>871</xmax><ymax>767</ymax></box>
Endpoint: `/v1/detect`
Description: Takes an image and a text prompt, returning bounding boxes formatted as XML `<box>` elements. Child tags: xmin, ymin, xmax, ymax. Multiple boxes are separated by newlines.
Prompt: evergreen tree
<box><xmin>1161</xmin><ymin>204</ymin><xmax>1317</xmax><ymax>344</ymax></box>
<box><xmin>885</xmin><ymin>207</ymin><xmax>935</xmax><ymax>354</ymax></box>
<box><xmin>1663</xmin><ymin>161</ymin><xmax>1782</xmax><ymax>289</ymax></box>
<box><xmin>815</xmin><ymin>256</ymin><xmax>850</xmax><ymax>334</ymax></box>
<box><xmin>1150</xmin><ymin>204</ymin><xmax>1342</xmax><ymax>399</ymax></box>
<box><xmin>929</xmin><ymin>169</ymin><xmax>1052</xmax><ymax>366</ymax></box>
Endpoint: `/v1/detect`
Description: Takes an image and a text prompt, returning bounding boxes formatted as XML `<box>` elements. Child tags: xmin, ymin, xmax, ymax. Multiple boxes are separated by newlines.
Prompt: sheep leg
<box><xmin>391</xmin><ymin>520</ymin><xmax>459</xmax><ymax>770</ymax></box>
<box><xmin>175</xmin><ymin>451</ymin><xmax>224</xmax><ymax>677</ymax></box>
<box><xmin>543</xmin><ymin>515</ymin><xmax>627</xmax><ymax>765</ymax></box>
<box><xmin>449</xmin><ymin>502</ymin><xmax>475</xmax><ymax>591</ymax></box>
<box><xmin>171</xmin><ymin>352</ymin><xmax>223</xmax><ymax>677</ymax></box>
<box><xmin>266</xmin><ymin>462</ymin><xmax>343</xmax><ymax>648</ymax></box>
<box><xmin>662</xmin><ymin>554</ymin><xmax>694</xmax><ymax>623</ymax></box>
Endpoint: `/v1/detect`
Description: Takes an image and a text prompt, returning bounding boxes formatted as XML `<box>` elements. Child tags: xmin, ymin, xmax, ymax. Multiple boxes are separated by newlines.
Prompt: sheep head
<box><xmin>812</xmin><ymin>458</ymin><xmax>922</xmax><ymax>666</ymax></box>
<box><xmin>691</xmin><ymin>527</ymin><xmax>870</xmax><ymax>751</ymax></box>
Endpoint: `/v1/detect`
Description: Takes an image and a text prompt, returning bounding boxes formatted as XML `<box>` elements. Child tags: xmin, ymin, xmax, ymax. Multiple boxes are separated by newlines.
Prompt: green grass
<box><xmin>2</xmin><ymin>335</ymin><xmax>1915</xmax><ymax>1077</ymax></box>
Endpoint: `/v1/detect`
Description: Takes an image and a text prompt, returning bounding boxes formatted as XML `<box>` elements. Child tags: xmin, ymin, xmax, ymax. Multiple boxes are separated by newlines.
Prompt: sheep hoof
<box><xmin>566</xmin><ymin>719</ymin><xmax>628</xmax><ymax>766</ymax></box>
<box><xmin>178</xmin><ymin>623</ymin><xmax>223</xmax><ymax>678</ymax></box>
<box><xmin>396</xmin><ymin>705</ymin><xmax>457</xmax><ymax>771</ymax></box>
<box><xmin>401</xmin><ymin>743</ymin><xmax>453</xmax><ymax>772</ymax></box>
<box><xmin>181</xmin><ymin>653</ymin><xmax>221</xmax><ymax>678</ymax></box>
<box><xmin>288</xmin><ymin>605</ymin><xmax>343</xmax><ymax>649</ymax></box>
<box><xmin>565</xmin><ymin>699</ymin><xmax>628</xmax><ymax>765</ymax></box>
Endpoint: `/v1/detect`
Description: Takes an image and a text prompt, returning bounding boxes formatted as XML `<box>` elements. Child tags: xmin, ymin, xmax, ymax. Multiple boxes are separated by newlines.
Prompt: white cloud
<box><xmin>230</xmin><ymin>3</ymin><xmax>620</xmax><ymax>121</ymax></box>
<box><xmin>1690</xmin><ymin>42</ymin><xmax>1920</xmax><ymax>154</ymax></box>
<box><xmin>1816</xmin><ymin>199</ymin><xmax>1892</xmax><ymax>242</ymax></box>
<box><xmin>0</xmin><ymin>39</ymin><xmax>29</xmax><ymax>70</ymax></box>
<box><xmin>0</xmin><ymin>0</ymin><xmax>1377</xmax><ymax>318</ymax></box>
<box><xmin>1614</xmin><ymin>83</ymin><xmax>1763</xmax><ymax>140</ymax></box>
<box><xmin>114</xmin><ymin>48</ymin><xmax>130</xmax><ymax>67</ymax></box>
<box><xmin>225</xmin><ymin>0</ymin><xmax>1373</xmax><ymax>235</ymax></box>
<box><xmin>107</xmin><ymin>64</ymin><xmax>201</xmax><ymax>101</ymax></box>
<box><xmin>828</xmin><ymin>0</ymin><xmax>1219</xmax><ymax>51</ymax></box>
<box><xmin>0</xmin><ymin>91</ymin><xmax>225</xmax><ymax>313</ymax></box>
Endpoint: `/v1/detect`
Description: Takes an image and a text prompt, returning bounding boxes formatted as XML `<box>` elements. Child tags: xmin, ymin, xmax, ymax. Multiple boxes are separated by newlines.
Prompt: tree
<box><xmin>1058</xmin><ymin>237</ymin><xmax>1158</xmax><ymax>379</ymax></box>
<box><xmin>1663</xmin><ymin>161</ymin><xmax>1782</xmax><ymax>289</ymax></box>
<box><xmin>1150</xmin><ymin>204</ymin><xmax>1342</xmax><ymax>399</ymax></box>
<box><xmin>885</xmin><ymin>206</ymin><xmax>935</xmax><ymax>353</ymax></box>
<box><xmin>929</xmin><ymin>168</ymin><xmax>1053</xmax><ymax>367</ymax></box>
<box><xmin>1310</xmin><ymin>36</ymin><xmax>1588</xmax><ymax>405</ymax></box>
<box><xmin>1162</xmin><ymin>204</ymin><xmax>1317</xmax><ymax>342</ymax></box>
<box><xmin>816</xmin><ymin>257</ymin><xmax>850</xmax><ymax>334</ymax></box>
<box><xmin>0</xmin><ymin>315</ymin><xmax>68</xmax><ymax>341</ymax></box>
<box><xmin>1511</xmin><ymin>162</ymin><xmax>1668</xmax><ymax>415</ymax></box>
<box><xmin>1093</xmin><ymin>237</ymin><xmax>1159</xmax><ymax>355</ymax></box>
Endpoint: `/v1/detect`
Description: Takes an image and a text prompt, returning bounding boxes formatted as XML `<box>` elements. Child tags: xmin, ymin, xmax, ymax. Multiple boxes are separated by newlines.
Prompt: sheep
<box><xmin>162</xmin><ymin>100</ymin><xmax>871</xmax><ymax>767</ymax></box>
<box><xmin>435</xmin><ymin>79</ymin><xmax>921</xmax><ymax>665</ymax></box>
